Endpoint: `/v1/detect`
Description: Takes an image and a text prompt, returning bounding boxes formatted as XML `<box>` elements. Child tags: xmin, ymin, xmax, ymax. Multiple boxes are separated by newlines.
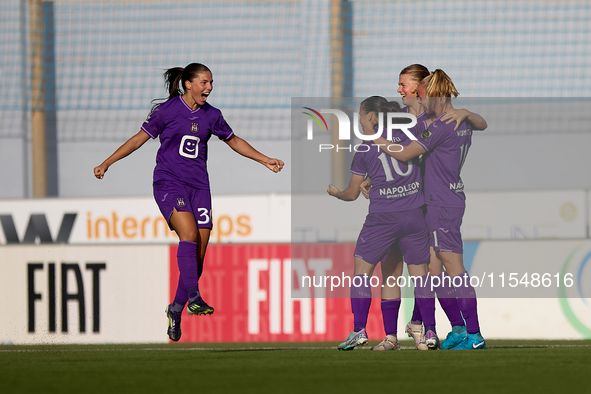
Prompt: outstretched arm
<box><xmin>224</xmin><ymin>135</ymin><xmax>284</xmax><ymax>173</ymax></box>
<box><xmin>440</xmin><ymin>109</ymin><xmax>487</xmax><ymax>131</ymax></box>
<box><xmin>327</xmin><ymin>173</ymin><xmax>365</xmax><ymax>201</ymax></box>
<box><xmin>94</xmin><ymin>130</ymin><xmax>151</xmax><ymax>179</ymax></box>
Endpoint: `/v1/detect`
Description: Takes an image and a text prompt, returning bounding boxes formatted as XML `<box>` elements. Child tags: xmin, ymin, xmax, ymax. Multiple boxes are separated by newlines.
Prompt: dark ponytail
<box><xmin>360</xmin><ymin>96</ymin><xmax>402</xmax><ymax>128</ymax></box>
<box><xmin>163</xmin><ymin>67</ymin><xmax>184</xmax><ymax>99</ymax></box>
<box><xmin>151</xmin><ymin>63</ymin><xmax>212</xmax><ymax>111</ymax></box>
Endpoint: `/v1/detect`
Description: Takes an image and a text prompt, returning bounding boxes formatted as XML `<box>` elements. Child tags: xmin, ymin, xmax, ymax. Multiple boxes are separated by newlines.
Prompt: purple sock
<box><xmin>186</xmin><ymin>286</ymin><xmax>201</xmax><ymax>303</ymax></box>
<box><xmin>381</xmin><ymin>299</ymin><xmax>401</xmax><ymax>336</ymax></box>
<box><xmin>410</xmin><ymin>301</ymin><xmax>422</xmax><ymax>325</ymax></box>
<box><xmin>454</xmin><ymin>271</ymin><xmax>481</xmax><ymax>334</ymax></box>
<box><xmin>198</xmin><ymin>263</ymin><xmax>204</xmax><ymax>279</ymax></box>
<box><xmin>415</xmin><ymin>274</ymin><xmax>436</xmax><ymax>332</ymax></box>
<box><xmin>351</xmin><ymin>274</ymin><xmax>372</xmax><ymax>332</ymax></box>
<box><xmin>177</xmin><ymin>241</ymin><xmax>200</xmax><ymax>302</ymax></box>
<box><xmin>171</xmin><ymin>298</ymin><xmax>186</xmax><ymax>313</ymax></box>
<box><xmin>437</xmin><ymin>272</ymin><xmax>465</xmax><ymax>327</ymax></box>
<box><xmin>171</xmin><ymin>276</ymin><xmax>188</xmax><ymax>312</ymax></box>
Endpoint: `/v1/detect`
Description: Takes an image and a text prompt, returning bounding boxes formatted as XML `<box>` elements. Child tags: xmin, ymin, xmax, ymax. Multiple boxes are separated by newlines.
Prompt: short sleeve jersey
<box><xmin>350</xmin><ymin>130</ymin><xmax>423</xmax><ymax>213</ymax></box>
<box><xmin>404</xmin><ymin>106</ymin><xmax>430</xmax><ymax>125</ymax></box>
<box><xmin>141</xmin><ymin>97</ymin><xmax>234</xmax><ymax>189</ymax></box>
<box><xmin>413</xmin><ymin>113</ymin><xmax>472</xmax><ymax>207</ymax></box>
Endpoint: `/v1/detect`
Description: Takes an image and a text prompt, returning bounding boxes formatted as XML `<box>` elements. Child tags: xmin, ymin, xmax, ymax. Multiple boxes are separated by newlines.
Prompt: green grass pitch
<box><xmin>1</xmin><ymin>340</ymin><xmax>590</xmax><ymax>394</ymax></box>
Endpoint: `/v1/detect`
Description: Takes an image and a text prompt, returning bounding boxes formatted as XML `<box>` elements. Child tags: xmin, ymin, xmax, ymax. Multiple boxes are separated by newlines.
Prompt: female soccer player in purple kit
<box><xmin>370</xmin><ymin>69</ymin><xmax>486</xmax><ymax>350</ymax></box>
<box><xmin>327</xmin><ymin>96</ymin><xmax>433</xmax><ymax>351</ymax></box>
<box><xmin>94</xmin><ymin>63</ymin><xmax>284</xmax><ymax>342</ymax></box>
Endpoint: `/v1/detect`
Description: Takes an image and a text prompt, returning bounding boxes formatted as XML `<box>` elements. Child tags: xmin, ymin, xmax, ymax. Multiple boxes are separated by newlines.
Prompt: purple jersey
<box><xmin>401</xmin><ymin>107</ymin><xmax>430</xmax><ymax>141</ymax></box>
<box><xmin>350</xmin><ymin>131</ymin><xmax>423</xmax><ymax>213</ymax></box>
<box><xmin>404</xmin><ymin>107</ymin><xmax>431</xmax><ymax>127</ymax></box>
<box><xmin>414</xmin><ymin>113</ymin><xmax>472</xmax><ymax>207</ymax></box>
<box><xmin>141</xmin><ymin>97</ymin><xmax>234</xmax><ymax>189</ymax></box>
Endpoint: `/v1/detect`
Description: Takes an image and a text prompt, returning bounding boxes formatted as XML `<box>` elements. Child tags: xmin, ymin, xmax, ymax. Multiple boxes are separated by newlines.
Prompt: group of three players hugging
<box><xmin>94</xmin><ymin>62</ymin><xmax>486</xmax><ymax>350</ymax></box>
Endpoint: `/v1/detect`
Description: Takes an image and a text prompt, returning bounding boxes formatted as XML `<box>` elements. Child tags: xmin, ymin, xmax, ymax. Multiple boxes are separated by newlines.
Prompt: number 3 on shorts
<box><xmin>197</xmin><ymin>208</ymin><xmax>210</xmax><ymax>225</ymax></box>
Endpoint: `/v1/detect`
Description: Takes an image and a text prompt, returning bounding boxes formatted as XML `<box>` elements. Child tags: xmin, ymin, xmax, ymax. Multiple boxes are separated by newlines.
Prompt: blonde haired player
<box><xmin>368</xmin><ymin>69</ymin><xmax>486</xmax><ymax>350</ymax></box>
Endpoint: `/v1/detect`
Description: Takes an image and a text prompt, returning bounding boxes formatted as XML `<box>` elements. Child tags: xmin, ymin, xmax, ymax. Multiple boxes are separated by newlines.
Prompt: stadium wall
<box><xmin>1</xmin><ymin>194</ymin><xmax>590</xmax><ymax>343</ymax></box>
<box><xmin>0</xmin><ymin>191</ymin><xmax>587</xmax><ymax>246</ymax></box>
<box><xmin>1</xmin><ymin>241</ymin><xmax>590</xmax><ymax>344</ymax></box>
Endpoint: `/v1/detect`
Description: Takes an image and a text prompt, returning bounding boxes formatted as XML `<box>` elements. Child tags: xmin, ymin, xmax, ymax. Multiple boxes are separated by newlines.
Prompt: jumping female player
<box><xmin>94</xmin><ymin>63</ymin><xmax>284</xmax><ymax>341</ymax></box>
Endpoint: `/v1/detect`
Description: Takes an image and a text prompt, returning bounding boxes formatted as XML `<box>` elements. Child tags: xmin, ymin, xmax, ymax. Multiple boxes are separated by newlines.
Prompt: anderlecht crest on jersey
<box><xmin>191</xmin><ymin>123</ymin><xmax>199</xmax><ymax>133</ymax></box>
<box><xmin>177</xmin><ymin>198</ymin><xmax>186</xmax><ymax>207</ymax></box>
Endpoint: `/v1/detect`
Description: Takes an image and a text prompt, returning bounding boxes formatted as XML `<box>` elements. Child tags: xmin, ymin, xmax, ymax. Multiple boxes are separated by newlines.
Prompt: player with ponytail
<box><xmin>94</xmin><ymin>63</ymin><xmax>284</xmax><ymax>342</ymax></box>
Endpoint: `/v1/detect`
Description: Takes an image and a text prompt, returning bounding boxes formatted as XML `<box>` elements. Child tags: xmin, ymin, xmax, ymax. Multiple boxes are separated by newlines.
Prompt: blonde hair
<box><xmin>420</xmin><ymin>69</ymin><xmax>459</xmax><ymax>107</ymax></box>
<box><xmin>399</xmin><ymin>64</ymin><xmax>430</xmax><ymax>95</ymax></box>
<box><xmin>400</xmin><ymin>64</ymin><xmax>430</xmax><ymax>85</ymax></box>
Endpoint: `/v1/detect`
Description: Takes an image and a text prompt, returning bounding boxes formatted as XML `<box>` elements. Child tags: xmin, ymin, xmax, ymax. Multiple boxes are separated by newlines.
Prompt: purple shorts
<box><xmin>153</xmin><ymin>180</ymin><xmax>213</xmax><ymax>230</ymax></box>
<box><xmin>354</xmin><ymin>208</ymin><xmax>430</xmax><ymax>266</ymax></box>
<box><xmin>425</xmin><ymin>205</ymin><xmax>464</xmax><ymax>253</ymax></box>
